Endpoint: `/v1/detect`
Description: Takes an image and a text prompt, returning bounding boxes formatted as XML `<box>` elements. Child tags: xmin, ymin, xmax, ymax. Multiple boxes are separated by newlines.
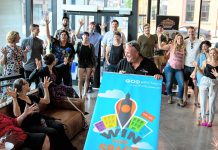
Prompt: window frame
<box><xmin>185</xmin><ymin>0</ymin><xmax>195</xmax><ymax>22</ymax></box>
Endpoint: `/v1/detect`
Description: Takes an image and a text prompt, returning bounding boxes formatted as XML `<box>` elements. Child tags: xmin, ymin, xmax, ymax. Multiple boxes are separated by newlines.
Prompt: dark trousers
<box><xmin>56</xmin><ymin>63</ymin><xmax>72</xmax><ymax>86</ymax></box>
<box><xmin>25</xmin><ymin>70</ymin><xmax>40</xmax><ymax>87</ymax></box>
<box><xmin>24</xmin><ymin>119</ymin><xmax>76</xmax><ymax>150</ymax></box>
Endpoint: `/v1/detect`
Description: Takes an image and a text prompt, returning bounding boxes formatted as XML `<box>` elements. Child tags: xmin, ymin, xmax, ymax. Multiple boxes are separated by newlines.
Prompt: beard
<box><xmin>63</xmin><ymin>24</ymin><xmax>68</xmax><ymax>27</ymax></box>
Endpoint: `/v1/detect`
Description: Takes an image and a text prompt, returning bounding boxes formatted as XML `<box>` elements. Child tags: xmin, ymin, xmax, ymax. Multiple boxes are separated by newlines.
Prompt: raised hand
<box><xmin>79</xmin><ymin>19</ymin><xmax>84</xmax><ymax>27</ymax></box>
<box><xmin>157</xmin><ymin>31</ymin><xmax>162</xmax><ymax>37</ymax></box>
<box><xmin>43</xmin><ymin>76</ymin><xmax>52</xmax><ymax>88</ymax></box>
<box><xmin>211</xmin><ymin>68</ymin><xmax>218</xmax><ymax>77</ymax></box>
<box><xmin>1</xmin><ymin>47</ymin><xmax>8</xmax><ymax>56</ymax></box>
<box><xmin>6</xmin><ymin>87</ymin><xmax>17</xmax><ymax>99</ymax></box>
<box><xmin>35</xmin><ymin>58</ymin><xmax>42</xmax><ymax>70</ymax></box>
<box><xmin>43</xmin><ymin>15</ymin><xmax>50</xmax><ymax>25</ymax></box>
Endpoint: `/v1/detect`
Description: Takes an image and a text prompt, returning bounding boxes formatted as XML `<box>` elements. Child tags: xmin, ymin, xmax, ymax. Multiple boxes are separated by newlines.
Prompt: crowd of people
<box><xmin>0</xmin><ymin>15</ymin><xmax>218</xmax><ymax>149</ymax></box>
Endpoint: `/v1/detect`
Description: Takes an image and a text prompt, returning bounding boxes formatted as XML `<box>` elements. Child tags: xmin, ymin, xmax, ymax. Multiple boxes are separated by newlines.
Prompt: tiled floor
<box><xmin>71</xmin><ymin>88</ymin><xmax>218</xmax><ymax>150</ymax></box>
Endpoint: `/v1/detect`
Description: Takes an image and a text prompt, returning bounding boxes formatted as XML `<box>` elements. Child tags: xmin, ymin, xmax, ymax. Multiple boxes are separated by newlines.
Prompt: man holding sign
<box><xmin>84</xmin><ymin>40</ymin><xmax>163</xmax><ymax>150</ymax></box>
<box><xmin>117</xmin><ymin>40</ymin><xmax>162</xmax><ymax>80</ymax></box>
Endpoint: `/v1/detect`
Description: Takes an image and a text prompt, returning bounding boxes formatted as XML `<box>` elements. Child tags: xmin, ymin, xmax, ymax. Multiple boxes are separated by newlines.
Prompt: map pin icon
<box><xmin>116</xmin><ymin>93</ymin><xmax>137</xmax><ymax>129</ymax></box>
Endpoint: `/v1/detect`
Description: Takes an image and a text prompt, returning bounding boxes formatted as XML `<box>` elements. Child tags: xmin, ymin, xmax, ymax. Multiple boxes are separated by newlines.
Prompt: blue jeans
<box><xmin>164</xmin><ymin>64</ymin><xmax>184</xmax><ymax>99</ymax></box>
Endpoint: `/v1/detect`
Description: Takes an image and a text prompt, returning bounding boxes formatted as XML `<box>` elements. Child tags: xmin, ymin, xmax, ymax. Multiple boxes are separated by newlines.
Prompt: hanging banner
<box><xmin>84</xmin><ymin>72</ymin><xmax>162</xmax><ymax>150</ymax></box>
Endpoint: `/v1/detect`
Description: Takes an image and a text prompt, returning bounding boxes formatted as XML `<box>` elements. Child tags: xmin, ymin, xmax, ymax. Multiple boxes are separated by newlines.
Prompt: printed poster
<box><xmin>84</xmin><ymin>72</ymin><xmax>162</xmax><ymax>150</ymax></box>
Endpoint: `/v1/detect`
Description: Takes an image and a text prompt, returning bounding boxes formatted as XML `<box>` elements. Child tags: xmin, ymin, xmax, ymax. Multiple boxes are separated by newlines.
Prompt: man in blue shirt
<box><xmin>102</xmin><ymin>20</ymin><xmax>126</xmax><ymax>59</ymax></box>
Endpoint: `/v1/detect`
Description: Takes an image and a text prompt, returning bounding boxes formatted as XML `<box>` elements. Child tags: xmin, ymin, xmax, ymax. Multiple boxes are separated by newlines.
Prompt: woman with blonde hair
<box><xmin>193</xmin><ymin>48</ymin><xmax>218</xmax><ymax>127</ymax></box>
<box><xmin>0</xmin><ymin>31</ymin><xmax>28</xmax><ymax>77</ymax></box>
<box><xmin>0</xmin><ymin>31</ymin><xmax>29</xmax><ymax>101</ymax></box>
<box><xmin>160</xmin><ymin>34</ymin><xmax>186</xmax><ymax>106</ymax></box>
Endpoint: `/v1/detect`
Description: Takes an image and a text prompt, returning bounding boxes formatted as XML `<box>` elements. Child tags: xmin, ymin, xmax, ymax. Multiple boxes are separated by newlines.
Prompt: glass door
<box><xmin>65</xmin><ymin>11</ymin><xmax>131</xmax><ymax>88</ymax></box>
<box><xmin>67</xmin><ymin>14</ymin><xmax>95</xmax><ymax>81</ymax></box>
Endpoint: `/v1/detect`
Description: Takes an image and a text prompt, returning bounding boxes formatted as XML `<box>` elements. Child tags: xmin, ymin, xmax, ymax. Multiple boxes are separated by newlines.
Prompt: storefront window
<box><xmin>160</xmin><ymin>0</ymin><xmax>168</xmax><ymax>15</ymax></box>
<box><xmin>65</xmin><ymin>0</ymin><xmax>132</xmax><ymax>9</ymax></box>
<box><xmin>33</xmin><ymin>0</ymin><xmax>51</xmax><ymax>41</ymax></box>
<box><xmin>201</xmin><ymin>0</ymin><xmax>210</xmax><ymax>22</ymax></box>
<box><xmin>0</xmin><ymin>0</ymin><xmax>25</xmax><ymax>47</ymax></box>
<box><xmin>185</xmin><ymin>0</ymin><xmax>195</xmax><ymax>21</ymax></box>
<box><xmin>0</xmin><ymin>0</ymin><xmax>26</xmax><ymax>76</ymax></box>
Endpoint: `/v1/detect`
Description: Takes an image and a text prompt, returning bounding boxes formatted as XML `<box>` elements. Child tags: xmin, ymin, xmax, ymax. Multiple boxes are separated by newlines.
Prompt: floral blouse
<box><xmin>1</xmin><ymin>45</ymin><xmax>24</xmax><ymax>76</ymax></box>
<box><xmin>50</xmin><ymin>36</ymin><xmax>75</xmax><ymax>65</ymax></box>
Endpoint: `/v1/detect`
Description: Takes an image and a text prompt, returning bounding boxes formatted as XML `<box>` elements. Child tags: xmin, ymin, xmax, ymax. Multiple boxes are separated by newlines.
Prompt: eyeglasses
<box><xmin>191</xmin><ymin>42</ymin><xmax>194</xmax><ymax>49</ymax></box>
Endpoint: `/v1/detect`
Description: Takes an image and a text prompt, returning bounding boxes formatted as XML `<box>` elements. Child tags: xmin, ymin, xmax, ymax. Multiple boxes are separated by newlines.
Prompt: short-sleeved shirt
<box><xmin>50</xmin><ymin>36</ymin><xmax>75</xmax><ymax>65</ymax></box>
<box><xmin>117</xmin><ymin>57</ymin><xmax>160</xmax><ymax>76</ymax></box>
<box><xmin>137</xmin><ymin>34</ymin><xmax>157</xmax><ymax>58</ymax></box>
<box><xmin>167</xmin><ymin>45</ymin><xmax>185</xmax><ymax>70</ymax></box>
<box><xmin>21</xmin><ymin>36</ymin><xmax>43</xmax><ymax>71</ymax></box>
<box><xmin>102</xmin><ymin>31</ymin><xmax>126</xmax><ymax>47</ymax></box>
<box><xmin>184</xmin><ymin>38</ymin><xmax>201</xmax><ymax>67</ymax></box>
<box><xmin>0</xmin><ymin>45</ymin><xmax>24</xmax><ymax>76</ymax></box>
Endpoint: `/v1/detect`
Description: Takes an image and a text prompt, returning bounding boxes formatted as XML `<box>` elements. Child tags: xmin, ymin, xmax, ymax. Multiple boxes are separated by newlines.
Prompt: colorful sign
<box><xmin>84</xmin><ymin>72</ymin><xmax>162</xmax><ymax>150</ymax></box>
